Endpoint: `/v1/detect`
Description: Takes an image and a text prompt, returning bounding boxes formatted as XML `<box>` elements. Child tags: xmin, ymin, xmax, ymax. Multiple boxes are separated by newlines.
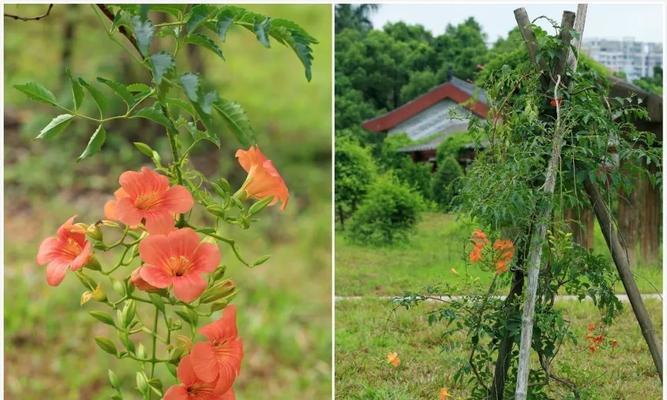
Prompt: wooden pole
<box><xmin>514</xmin><ymin>9</ymin><xmax>580</xmax><ymax>400</ymax></box>
<box><xmin>584</xmin><ymin>176</ymin><xmax>663</xmax><ymax>378</ymax></box>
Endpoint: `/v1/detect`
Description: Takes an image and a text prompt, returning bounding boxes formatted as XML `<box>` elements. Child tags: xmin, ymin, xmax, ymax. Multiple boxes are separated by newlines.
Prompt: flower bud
<box><xmin>92</xmin><ymin>284</ymin><xmax>107</xmax><ymax>302</ymax></box>
<box><xmin>86</xmin><ymin>224</ymin><xmax>103</xmax><ymax>241</ymax></box>
<box><xmin>85</xmin><ymin>256</ymin><xmax>101</xmax><ymax>271</ymax></box>
<box><xmin>101</xmin><ymin>219</ymin><xmax>120</xmax><ymax>228</ymax></box>
<box><xmin>80</xmin><ymin>291</ymin><xmax>93</xmax><ymax>305</ymax></box>
<box><xmin>72</xmin><ymin>223</ymin><xmax>88</xmax><ymax>234</ymax></box>
<box><xmin>199</xmin><ymin>279</ymin><xmax>237</xmax><ymax>304</ymax></box>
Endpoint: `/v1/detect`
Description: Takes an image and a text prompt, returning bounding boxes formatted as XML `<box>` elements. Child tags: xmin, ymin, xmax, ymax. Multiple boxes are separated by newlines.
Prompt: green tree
<box><xmin>432</xmin><ymin>155</ymin><xmax>464</xmax><ymax>211</ymax></box>
<box><xmin>433</xmin><ymin>17</ymin><xmax>489</xmax><ymax>81</ymax></box>
<box><xmin>400</xmin><ymin>69</ymin><xmax>438</xmax><ymax>104</ymax></box>
<box><xmin>334</xmin><ymin>4</ymin><xmax>379</xmax><ymax>34</ymax></box>
<box><xmin>347</xmin><ymin>174</ymin><xmax>422</xmax><ymax>245</ymax></box>
<box><xmin>634</xmin><ymin>66</ymin><xmax>662</xmax><ymax>95</ymax></box>
<box><xmin>335</xmin><ymin>138</ymin><xmax>376</xmax><ymax>228</ymax></box>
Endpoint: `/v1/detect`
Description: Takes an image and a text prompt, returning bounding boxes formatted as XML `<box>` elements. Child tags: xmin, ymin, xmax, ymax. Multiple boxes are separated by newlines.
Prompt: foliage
<box><xmin>335</xmin><ymin>137</ymin><xmax>376</xmax><ymax>227</ymax></box>
<box><xmin>347</xmin><ymin>175</ymin><xmax>422</xmax><ymax>246</ymax></box>
<box><xmin>633</xmin><ymin>66</ymin><xmax>663</xmax><ymax>95</ymax></box>
<box><xmin>435</xmin><ymin>131</ymin><xmax>475</xmax><ymax>166</ymax></box>
<box><xmin>375</xmin><ymin>134</ymin><xmax>433</xmax><ymax>200</ymax></box>
<box><xmin>405</xmin><ymin>20</ymin><xmax>660</xmax><ymax>399</ymax></box>
<box><xmin>400</xmin><ymin>69</ymin><xmax>438</xmax><ymax>105</ymax></box>
<box><xmin>432</xmin><ymin>156</ymin><xmax>464</xmax><ymax>211</ymax></box>
<box><xmin>13</xmin><ymin>4</ymin><xmax>320</xmax><ymax>399</ymax></box>
<box><xmin>334</xmin><ymin>4</ymin><xmax>378</xmax><ymax>34</ymax></box>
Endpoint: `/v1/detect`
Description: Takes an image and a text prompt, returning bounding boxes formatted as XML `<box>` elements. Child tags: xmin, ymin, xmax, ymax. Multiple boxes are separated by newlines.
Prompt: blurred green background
<box><xmin>4</xmin><ymin>4</ymin><xmax>331</xmax><ymax>399</ymax></box>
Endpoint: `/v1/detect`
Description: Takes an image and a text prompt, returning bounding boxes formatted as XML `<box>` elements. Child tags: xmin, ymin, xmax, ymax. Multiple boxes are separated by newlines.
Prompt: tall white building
<box><xmin>582</xmin><ymin>38</ymin><xmax>662</xmax><ymax>81</ymax></box>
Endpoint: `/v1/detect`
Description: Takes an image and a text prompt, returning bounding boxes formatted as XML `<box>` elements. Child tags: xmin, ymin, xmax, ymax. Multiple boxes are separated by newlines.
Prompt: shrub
<box><xmin>376</xmin><ymin>133</ymin><xmax>433</xmax><ymax>200</ymax></box>
<box><xmin>335</xmin><ymin>138</ymin><xmax>376</xmax><ymax>228</ymax></box>
<box><xmin>347</xmin><ymin>175</ymin><xmax>422</xmax><ymax>245</ymax></box>
<box><xmin>435</xmin><ymin>132</ymin><xmax>474</xmax><ymax>166</ymax></box>
<box><xmin>432</xmin><ymin>155</ymin><xmax>464</xmax><ymax>211</ymax></box>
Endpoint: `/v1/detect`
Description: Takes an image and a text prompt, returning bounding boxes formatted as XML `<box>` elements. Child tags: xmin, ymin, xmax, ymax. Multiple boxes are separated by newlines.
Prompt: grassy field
<box><xmin>5</xmin><ymin>4</ymin><xmax>331</xmax><ymax>400</ymax></box>
<box><xmin>335</xmin><ymin>213</ymin><xmax>662</xmax><ymax>296</ymax></box>
<box><xmin>335</xmin><ymin>297</ymin><xmax>662</xmax><ymax>400</ymax></box>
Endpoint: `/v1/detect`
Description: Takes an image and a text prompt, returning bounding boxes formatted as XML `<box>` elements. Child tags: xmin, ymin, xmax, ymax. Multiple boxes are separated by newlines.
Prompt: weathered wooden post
<box><xmin>514</xmin><ymin>8</ymin><xmax>583</xmax><ymax>400</ymax></box>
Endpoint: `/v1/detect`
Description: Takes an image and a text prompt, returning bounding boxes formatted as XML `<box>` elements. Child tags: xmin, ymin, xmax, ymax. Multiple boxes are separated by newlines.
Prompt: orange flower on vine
<box><xmin>493</xmin><ymin>239</ymin><xmax>514</xmax><ymax>274</ymax></box>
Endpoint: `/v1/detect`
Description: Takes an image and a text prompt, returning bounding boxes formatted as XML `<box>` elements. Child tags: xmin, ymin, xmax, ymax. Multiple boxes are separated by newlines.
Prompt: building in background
<box><xmin>582</xmin><ymin>37</ymin><xmax>663</xmax><ymax>81</ymax></box>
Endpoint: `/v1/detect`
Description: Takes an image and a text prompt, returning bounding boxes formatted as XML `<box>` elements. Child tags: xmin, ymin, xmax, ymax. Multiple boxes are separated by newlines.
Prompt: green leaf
<box><xmin>186</xmin><ymin>33</ymin><xmax>224</xmax><ymax>59</ymax></box>
<box><xmin>66</xmin><ymin>69</ymin><xmax>85</xmax><ymax>110</ymax></box>
<box><xmin>131</xmin><ymin>16</ymin><xmax>154</xmax><ymax>56</ymax></box>
<box><xmin>14</xmin><ymin>82</ymin><xmax>58</xmax><ymax>106</ymax></box>
<box><xmin>78</xmin><ymin>125</ymin><xmax>106</xmax><ymax>161</ymax></box>
<box><xmin>269</xmin><ymin>19</ymin><xmax>318</xmax><ymax>81</ymax></box>
<box><xmin>127</xmin><ymin>82</ymin><xmax>151</xmax><ymax>93</ymax></box>
<box><xmin>253</xmin><ymin>254</ymin><xmax>271</xmax><ymax>267</ymax></box>
<box><xmin>79</xmin><ymin>78</ymin><xmax>108</xmax><ymax>116</ymax></box>
<box><xmin>148</xmin><ymin>293</ymin><xmax>165</xmax><ymax>313</ymax></box>
<box><xmin>179</xmin><ymin>73</ymin><xmax>200</xmax><ymax>102</ymax></box>
<box><xmin>150</xmin><ymin>52</ymin><xmax>175</xmax><ymax>84</ymax></box>
<box><xmin>151</xmin><ymin>4</ymin><xmax>185</xmax><ymax>17</ymax></box>
<box><xmin>186</xmin><ymin>4</ymin><xmax>214</xmax><ymax>33</ymax></box>
<box><xmin>213</xmin><ymin>98</ymin><xmax>256</xmax><ymax>147</ymax></box>
<box><xmin>96</xmin><ymin>77</ymin><xmax>134</xmax><ymax>107</ymax></box>
<box><xmin>215</xmin><ymin>15</ymin><xmax>233</xmax><ymax>42</ymax></box>
<box><xmin>89</xmin><ymin>311</ymin><xmax>116</xmax><ymax>326</ymax></box>
<box><xmin>133</xmin><ymin>106</ymin><xmax>174</xmax><ymax>131</ymax></box>
<box><xmin>254</xmin><ymin>17</ymin><xmax>271</xmax><ymax>48</ymax></box>
<box><xmin>37</xmin><ymin>114</ymin><xmax>74</xmax><ymax>140</ymax></box>
<box><xmin>94</xmin><ymin>337</ymin><xmax>118</xmax><ymax>356</ymax></box>
<box><xmin>249</xmin><ymin>196</ymin><xmax>273</xmax><ymax>215</ymax></box>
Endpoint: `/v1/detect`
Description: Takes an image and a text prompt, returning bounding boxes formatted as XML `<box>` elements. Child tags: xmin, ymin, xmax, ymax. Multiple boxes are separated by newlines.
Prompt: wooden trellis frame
<box><xmin>487</xmin><ymin>5</ymin><xmax>663</xmax><ymax>400</ymax></box>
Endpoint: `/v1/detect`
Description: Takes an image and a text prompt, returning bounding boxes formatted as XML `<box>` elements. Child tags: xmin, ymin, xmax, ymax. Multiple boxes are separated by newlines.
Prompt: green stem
<box><xmin>150</xmin><ymin>307</ymin><xmax>159</xmax><ymax>379</ymax></box>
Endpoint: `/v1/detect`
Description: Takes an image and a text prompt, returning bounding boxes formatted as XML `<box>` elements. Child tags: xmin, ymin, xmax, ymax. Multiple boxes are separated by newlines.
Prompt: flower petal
<box><xmin>46</xmin><ymin>259</ymin><xmax>70</xmax><ymax>286</ymax></box>
<box><xmin>176</xmin><ymin>355</ymin><xmax>198</xmax><ymax>386</ymax></box>
<box><xmin>191</xmin><ymin>243</ymin><xmax>221</xmax><ymax>274</ymax></box>
<box><xmin>144</xmin><ymin>212</ymin><xmax>176</xmax><ymax>235</ymax></box>
<box><xmin>163</xmin><ymin>385</ymin><xmax>189</xmax><ymax>400</ymax></box>
<box><xmin>36</xmin><ymin>236</ymin><xmax>58</xmax><ymax>265</ymax></box>
<box><xmin>139</xmin><ymin>264</ymin><xmax>172</xmax><ymax>289</ymax></box>
<box><xmin>119</xmin><ymin>167</ymin><xmax>169</xmax><ymax>198</ymax></box>
<box><xmin>70</xmin><ymin>241</ymin><xmax>92</xmax><ymax>271</ymax></box>
<box><xmin>172</xmin><ymin>273</ymin><xmax>207</xmax><ymax>303</ymax></box>
<box><xmin>163</xmin><ymin>185</ymin><xmax>194</xmax><ymax>214</ymax></box>
<box><xmin>139</xmin><ymin>234</ymin><xmax>172</xmax><ymax>267</ymax></box>
<box><xmin>114</xmin><ymin>196</ymin><xmax>143</xmax><ymax>227</ymax></box>
<box><xmin>190</xmin><ymin>342</ymin><xmax>220</xmax><ymax>383</ymax></box>
<box><xmin>200</xmin><ymin>304</ymin><xmax>238</xmax><ymax>342</ymax></box>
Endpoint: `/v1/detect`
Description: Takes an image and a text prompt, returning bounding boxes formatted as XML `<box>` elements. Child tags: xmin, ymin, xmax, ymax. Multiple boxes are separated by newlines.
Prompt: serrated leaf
<box><xmin>186</xmin><ymin>33</ymin><xmax>224</xmax><ymax>59</ymax></box>
<box><xmin>131</xmin><ymin>16</ymin><xmax>154</xmax><ymax>56</ymax></box>
<box><xmin>165</xmin><ymin>96</ymin><xmax>195</xmax><ymax>116</ymax></box>
<box><xmin>133</xmin><ymin>106</ymin><xmax>174</xmax><ymax>131</ymax></box>
<box><xmin>66</xmin><ymin>69</ymin><xmax>85</xmax><ymax>110</ymax></box>
<box><xmin>150</xmin><ymin>52</ymin><xmax>175</xmax><ymax>84</ymax></box>
<box><xmin>179</xmin><ymin>73</ymin><xmax>200</xmax><ymax>102</ymax></box>
<box><xmin>79</xmin><ymin>78</ymin><xmax>108</xmax><ymax>116</ymax></box>
<box><xmin>200</xmin><ymin>90</ymin><xmax>218</xmax><ymax>114</ymax></box>
<box><xmin>151</xmin><ymin>4</ymin><xmax>185</xmax><ymax>17</ymax></box>
<box><xmin>254</xmin><ymin>17</ymin><xmax>271</xmax><ymax>48</ymax></box>
<box><xmin>213</xmin><ymin>98</ymin><xmax>256</xmax><ymax>147</ymax></box>
<box><xmin>14</xmin><ymin>81</ymin><xmax>58</xmax><ymax>106</ymax></box>
<box><xmin>94</xmin><ymin>337</ymin><xmax>118</xmax><ymax>356</ymax></box>
<box><xmin>216</xmin><ymin>15</ymin><xmax>233</xmax><ymax>42</ymax></box>
<box><xmin>97</xmin><ymin>77</ymin><xmax>134</xmax><ymax>107</ymax></box>
<box><xmin>79</xmin><ymin>125</ymin><xmax>106</xmax><ymax>160</ymax></box>
<box><xmin>89</xmin><ymin>311</ymin><xmax>115</xmax><ymax>326</ymax></box>
<box><xmin>186</xmin><ymin>4</ymin><xmax>214</xmax><ymax>33</ymax></box>
<box><xmin>37</xmin><ymin>114</ymin><xmax>73</xmax><ymax>140</ymax></box>
<box><xmin>269</xmin><ymin>18</ymin><xmax>317</xmax><ymax>81</ymax></box>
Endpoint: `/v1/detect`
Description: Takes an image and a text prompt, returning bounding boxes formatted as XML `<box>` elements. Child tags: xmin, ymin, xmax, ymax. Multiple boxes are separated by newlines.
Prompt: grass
<box><xmin>335</xmin><ymin>297</ymin><xmax>662</xmax><ymax>400</ymax></box>
<box><xmin>335</xmin><ymin>212</ymin><xmax>662</xmax><ymax>296</ymax></box>
<box><xmin>5</xmin><ymin>4</ymin><xmax>331</xmax><ymax>399</ymax></box>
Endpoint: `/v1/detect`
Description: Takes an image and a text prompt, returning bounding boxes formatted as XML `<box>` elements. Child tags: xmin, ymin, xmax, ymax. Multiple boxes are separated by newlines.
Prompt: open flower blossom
<box><xmin>138</xmin><ymin>228</ymin><xmax>221</xmax><ymax>303</ymax></box>
<box><xmin>36</xmin><ymin>216</ymin><xmax>93</xmax><ymax>286</ymax></box>
<box><xmin>469</xmin><ymin>229</ymin><xmax>488</xmax><ymax>264</ymax></box>
<box><xmin>493</xmin><ymin>239</ymin><xmax>514</xmax><ymax>274</ymax></box>
<box><xmin>104</xmin><ymin>167</ymin><xmax>193</xmax><ymax>234</ymax></box>
<box><xmin>235</xmin><ymin>146</ymin><xmax>288</xmax><ymax>210</ymax></box>
<box><xmin>164</xmin><ymin>355</ymin><xmax>235</xmax><ymax>400</ymax></box>
<box><xmin>190</xmin><ymin>305</ymin><xmax>244</xmax><ymax>393</ymax></box>
<box><xmin>386</xmin><ymin>352</ymin><xmax>400</xmax><ymax>367</ymax></box>
<box><xmin>439</xmin><ymin>388</ymin><xmax>450</xmax><ymax>400</ymax></box>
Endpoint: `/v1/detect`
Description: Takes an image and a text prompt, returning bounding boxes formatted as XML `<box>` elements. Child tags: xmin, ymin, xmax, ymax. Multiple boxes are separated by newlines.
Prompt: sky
<box><xmin>369</xmin><ymin>3</ymin><xmax>664</xmax><ymax>44</ymax></box>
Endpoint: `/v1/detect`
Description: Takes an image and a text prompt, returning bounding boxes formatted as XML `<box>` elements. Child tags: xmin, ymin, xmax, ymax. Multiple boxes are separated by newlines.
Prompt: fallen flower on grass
<box><xmin>439</xmin><ymin>387</ymin><xmax>450</xmax><ymax>400</ymax></box>
<box><xmin>386</xmin><ymin>352</ymin><xmax>400</xmax><ymax>367</ymax></box>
